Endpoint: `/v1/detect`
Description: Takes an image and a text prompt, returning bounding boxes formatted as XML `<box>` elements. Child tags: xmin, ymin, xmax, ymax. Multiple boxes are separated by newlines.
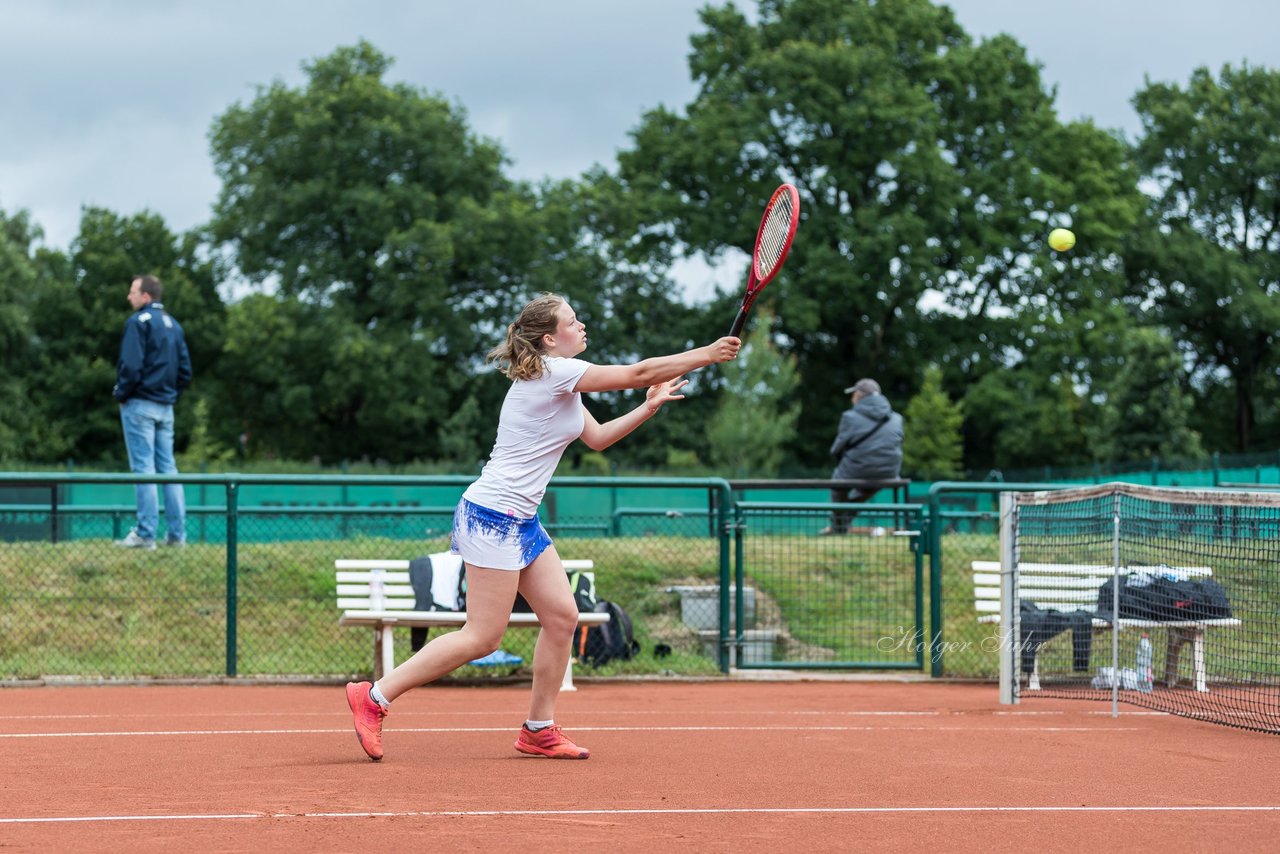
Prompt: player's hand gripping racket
<box><xmin>728</xmin><ymin>183</ymin><xmax>800</xmax><ymax>338</ymax></box>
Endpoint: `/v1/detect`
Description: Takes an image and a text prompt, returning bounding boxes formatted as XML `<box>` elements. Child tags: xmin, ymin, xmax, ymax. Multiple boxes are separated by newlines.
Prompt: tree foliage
<box><xmin>0</xmin><ymin>208</ymin><xmax>43</xmax><ymax>459</ymax></box>
<box><xmin>3</xmin><ymin>20</ymin><xmax>1276</xmax><ymax>474</ymax></box>
<box><xmin>19</xmin><ymin>208</ymin><xmax>222</xmax><ymax>463</ymax></box>
<box><xmin>901</xmin><ymin>364</ymin><xmax>963</xmax><ymax>480</ymax></box>
<box><xmin>1129</xmin><ymin>63</ymin><xmax>1280</xmax><ymax>450</ymax></box>
<box><xmin>706</xmin><ymin>309</ymin><xmax>801</xmax><ymax>476</ymax></box>
<box><xmin>616</xmin><ymin>0</ymin><xmax>1143</xmax><ymax>470</ymax></box>
<box><xmin>1087</xmin><ymin>328</ymin><xmax>1203</xmax><ymax>463</ymax></box>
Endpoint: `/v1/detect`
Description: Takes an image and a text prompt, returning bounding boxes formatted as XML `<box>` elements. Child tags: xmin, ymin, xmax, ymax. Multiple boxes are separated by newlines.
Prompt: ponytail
<box><xmin>486</xmin><ymin>294</ymin><xmax>566</xmax><ymax>380</ymax></box>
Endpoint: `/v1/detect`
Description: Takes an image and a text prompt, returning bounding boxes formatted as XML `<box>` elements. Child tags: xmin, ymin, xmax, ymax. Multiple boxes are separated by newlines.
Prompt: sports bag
<box><xmin>409</xmin><ymin>553</ymin><xmax>466</xmax><ymax>651</ymax></box>
<box><xmin>578</xmin><ymin>600</ymin><xmax>640</xmax><ymax>667</ymax></box>
<box><xmin>1096</xmin><ymin>575</ymin><xmax>1158</xmax><ymax>620</ymax></box>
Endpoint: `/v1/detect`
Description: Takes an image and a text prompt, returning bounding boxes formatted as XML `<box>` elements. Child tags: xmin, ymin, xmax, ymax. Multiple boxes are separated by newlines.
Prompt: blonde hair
<box><xmin>486</xmin><ymin>293</ymin><xmax>566</xmax><ymax>380</ymax></box>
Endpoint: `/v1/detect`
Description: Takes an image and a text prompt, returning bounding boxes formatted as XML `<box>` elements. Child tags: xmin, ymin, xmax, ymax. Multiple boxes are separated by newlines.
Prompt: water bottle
<box><xmin>1136</xmin><ymin>633</ymin><xmax>1154</xmax><ymax>693</ymax></box>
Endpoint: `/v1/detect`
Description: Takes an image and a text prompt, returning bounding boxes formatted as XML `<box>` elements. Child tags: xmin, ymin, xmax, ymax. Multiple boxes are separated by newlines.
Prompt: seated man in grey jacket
<box><xmin>821</xmin><ymin>378</ymin><xmax>905</xmax><ymax>535</ymax></box>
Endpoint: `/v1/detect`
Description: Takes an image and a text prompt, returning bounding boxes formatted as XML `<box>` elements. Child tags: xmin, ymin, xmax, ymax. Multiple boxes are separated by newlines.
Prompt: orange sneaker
<box><xmin>345</xmin><ymin>681</ymin><xmax>388</xmax><ymax>761</ymax></box>
<box><xmin>514</xmin><ymin>724</ymin><xmax>589</xmax><ymax>759</ymax></box>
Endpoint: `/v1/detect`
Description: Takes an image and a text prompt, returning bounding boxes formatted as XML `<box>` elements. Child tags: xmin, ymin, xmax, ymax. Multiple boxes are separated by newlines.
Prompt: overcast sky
<box><xmin>2</xmin><ymin>0</ymin><xmax>1277</xmax><ymax>259</ymax></box>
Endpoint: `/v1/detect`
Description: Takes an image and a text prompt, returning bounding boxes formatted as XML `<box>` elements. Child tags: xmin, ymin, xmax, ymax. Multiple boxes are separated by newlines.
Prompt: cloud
<box><xmin>1</xmin><ymin>0</ymin><xmax>1277</xmax><ymax>256</ymax></box>
<box><xmin>0</xmin><ymin>0</ymin><xmax>704</xmax><ymax>248</ymax></box>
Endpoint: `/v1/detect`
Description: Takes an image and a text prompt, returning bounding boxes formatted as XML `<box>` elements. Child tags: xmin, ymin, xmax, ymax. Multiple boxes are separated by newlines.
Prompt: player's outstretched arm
<box><xmin>574</xmin><ymin>337</ymin><xmax>739</xmax><ymax>394</ymax></box>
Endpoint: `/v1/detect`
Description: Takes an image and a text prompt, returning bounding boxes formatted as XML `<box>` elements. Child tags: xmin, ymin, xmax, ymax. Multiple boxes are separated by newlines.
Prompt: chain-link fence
<box><xmin>23</xmin><ymin>474</ymin><xmax>1257</xmax><ymax>684</ymax></box>
<box><xmin>0</xmin><ymin>475</ymin><xmax>744</xmax><ymax>681</ymax></box>
<box><xmin>722</xmin><ymin>502</ymin><xmax>925</xmax><ymax>670</ymax></box>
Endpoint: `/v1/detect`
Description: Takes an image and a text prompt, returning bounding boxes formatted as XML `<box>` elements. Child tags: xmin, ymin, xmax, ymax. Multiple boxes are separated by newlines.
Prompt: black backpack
<box><xmin>579</xmin><ymin>600</ymin><xmax>640</xmax><ymax>667</ymax></box>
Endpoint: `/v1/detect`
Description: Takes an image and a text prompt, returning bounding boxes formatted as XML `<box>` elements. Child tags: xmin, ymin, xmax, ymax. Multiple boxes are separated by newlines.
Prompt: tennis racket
<box><xmin>728</xmin><ymin>183</ymin><xmax>800</xmax><ymax>338</ymax></box>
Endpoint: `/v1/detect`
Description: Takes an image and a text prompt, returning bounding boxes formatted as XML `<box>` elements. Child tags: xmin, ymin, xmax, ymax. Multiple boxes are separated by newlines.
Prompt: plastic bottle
<box><xmin>1136</xmin><ymin>633</ymin><xmax>1154</xmax><ymax>693</ymax></box>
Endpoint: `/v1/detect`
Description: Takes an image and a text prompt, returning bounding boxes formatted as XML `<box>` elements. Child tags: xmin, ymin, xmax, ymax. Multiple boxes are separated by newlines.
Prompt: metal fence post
<box><xmin>225</xmin><ymin>480</ymin><xmax>239</xmax><ymax>678</ymax></box>
<box><xmin>717</xmin><ymin>481</ymin><xmax>733</xmax><ymax>674</ymax></box>
<box><xmin>928</xmin><ymin>487</ymin><xmax>944</xmax><ymax>677</ymax></box>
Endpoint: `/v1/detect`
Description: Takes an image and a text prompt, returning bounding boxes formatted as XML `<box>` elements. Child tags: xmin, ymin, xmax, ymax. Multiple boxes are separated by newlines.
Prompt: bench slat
<box><xmin>337</xmin><ymin>584</ymin><xmax>415</xmax><ymax>597</ymax></box>
<box><xmin>978</xmin><ymin>613</ymin><xmax>1241</xmax><ymax>628</ymax></box>
<box><xmin>976</xmin><ymin>590</ymin><xmax>1103</xmax><ymax>603</ymax></box>
<box><xmin>339</xmin><ymin>610</ymin><xmax>611</xmax><ymax>627</ymax></box>
<box><xmin>338</xmin><ymin>596</ymin><xmax>418</xmax><ymax>610</ymax></box>
<box><xmin>336</xmin><ymin>558</ymin><xmax>594</xmax><ymax>571</ymax></box>
<box><xmin>972</xmin><ymin>560</ymin><xmax>1213</xmax><ymax>577</ymax></box>
<box><xmin>337</xmin><ymin>570</ymin><xmax>412</xmax><ymax>584</ymax></box>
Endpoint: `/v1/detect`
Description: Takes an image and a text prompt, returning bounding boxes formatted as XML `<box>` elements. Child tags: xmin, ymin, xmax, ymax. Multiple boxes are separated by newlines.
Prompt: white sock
<box><xmin>369</xmin><ymin>683</ymin><xmax>390</xmax><ymax>708</ymax></box>
<box><xmin>525</xmin><ymin>718</ymin><xmax>554</xmax><ymax>731</ymax></box>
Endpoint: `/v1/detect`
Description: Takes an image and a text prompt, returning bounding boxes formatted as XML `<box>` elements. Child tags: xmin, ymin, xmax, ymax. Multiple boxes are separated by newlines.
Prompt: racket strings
<box><xmin>755</xmin><ymin>194</ymin><xmax>795</xmax><ymax>277</ymax></box>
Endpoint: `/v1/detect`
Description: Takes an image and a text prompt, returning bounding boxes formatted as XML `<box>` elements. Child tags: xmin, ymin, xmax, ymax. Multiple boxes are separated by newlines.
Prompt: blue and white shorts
<box><xmin>450</xmin><ymin>498</ymin><xmax>552</xmax><ymax>570</ymax></box>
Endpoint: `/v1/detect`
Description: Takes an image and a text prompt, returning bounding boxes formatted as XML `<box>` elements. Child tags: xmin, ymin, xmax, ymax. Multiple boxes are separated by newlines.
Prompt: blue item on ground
<box><xmin>469</xmin><ymin>650</ymin><xmax>524</xmax><ymax>667</ymax></box>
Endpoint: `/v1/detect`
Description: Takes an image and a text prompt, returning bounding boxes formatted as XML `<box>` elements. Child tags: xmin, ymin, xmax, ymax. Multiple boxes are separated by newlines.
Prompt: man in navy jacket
<box><xmin>113</xmin><ymin>274</ymin><xmax>192</xmax><ymax>549</ymax></box>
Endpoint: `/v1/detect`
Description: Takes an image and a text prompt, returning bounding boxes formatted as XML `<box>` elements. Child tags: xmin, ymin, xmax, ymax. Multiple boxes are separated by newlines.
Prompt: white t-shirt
<box><xmin>463</xmin><ymin>356</ymin><xmax>592</xmax><ymax>518</ymax></box>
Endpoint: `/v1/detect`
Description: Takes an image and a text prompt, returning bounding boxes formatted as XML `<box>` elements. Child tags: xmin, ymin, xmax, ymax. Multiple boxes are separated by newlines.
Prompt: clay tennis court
<box><xmin>2</xmin><ymin>679</ymin><xmax>1277</xmax><ymax>851</ymax></box>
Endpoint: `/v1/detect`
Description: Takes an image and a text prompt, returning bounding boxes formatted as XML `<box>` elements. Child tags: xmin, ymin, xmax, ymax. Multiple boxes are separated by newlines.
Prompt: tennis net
<box><xmin>1002</xmin><ymin>482</ymin><xmax>1280</xmax><ymax>734</ymax></box>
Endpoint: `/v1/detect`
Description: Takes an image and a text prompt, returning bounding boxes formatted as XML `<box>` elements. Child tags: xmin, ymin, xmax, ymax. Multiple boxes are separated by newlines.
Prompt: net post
<box><xmin>1111</xmin><ymin>493</ymin><xmax>1121</xmax><ymax>718</ymax></box>
<box><xmin>998</xmin><ymin>491</ymin><xmax>1017</xmax><ymax>705</ymax></box>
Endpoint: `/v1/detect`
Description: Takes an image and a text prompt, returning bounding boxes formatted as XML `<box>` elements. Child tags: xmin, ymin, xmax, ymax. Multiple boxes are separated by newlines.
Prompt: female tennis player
<box><xmin>346</xmin><ymin>293</ymin><xmax>740</xmax><ymax>761</ymax></box>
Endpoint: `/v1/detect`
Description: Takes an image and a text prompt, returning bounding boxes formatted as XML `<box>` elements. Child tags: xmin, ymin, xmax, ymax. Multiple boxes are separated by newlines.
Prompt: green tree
<box><xmin>438</xmin><ymin>395</ymin><xmax>485</xmax><ymax>469</ymax></box>
<box><xmin>23</xmin><ymin>207</ymin><xmax>222</xmax><ymax>463</ymax></box>
<box><xmin>962</xmin><ymin>366</ymin><xmax>1090</xmax><ymax>472</ymax></box>
<box><xmin>1129</xmin><ymin>63</ymin><xmax>1280</xmax><ymax>451</ymax></box>
<box><xmin>1087</xmin><ymin>328</ymin><xmax>1203</xmax><ymax>464</ymax></box>
<box><xmin>616</xmin><ymin>0</ymin><xmax>1143</xmax><ymax>471</ymax></box>
<box><xmin>206</xmin><ymin>42</ymin><xmax>707</xmax><ymax>464</ymax></box>
<box><xmin>0</xmin><ymin>207</ymin><xmax>43</xmax><ymax>459</ymax></box>
<box><xmin>176</xmin><ymin>397</ymin><xmax>236</xmax><ymax>469</ymax></box>
<box><xmin>706</xmin><ymin>309</ymin><xmax>800</xmax><ymax>476</ymax></box>
<box><xmin>902</xmin><ymin>364</ymin><xmax>963</xmax><ymax>479</ymax></box>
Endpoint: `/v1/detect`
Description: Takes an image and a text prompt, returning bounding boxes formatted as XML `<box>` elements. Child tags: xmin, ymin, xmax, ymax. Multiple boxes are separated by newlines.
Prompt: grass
<box><xmin>0</xmin><ymin>531</ymin><xmax>939</xmax><ymax>680</ymax></box>
<box><xmin>4</xmin><ymin>528</ymin><xmax>1268</xmax><ymax>683</ymax></box>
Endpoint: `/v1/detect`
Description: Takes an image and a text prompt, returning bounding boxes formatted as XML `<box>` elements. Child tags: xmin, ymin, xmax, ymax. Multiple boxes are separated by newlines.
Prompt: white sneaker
<box><xmin>114</xmin><ymin>530</ymin><xmax>157</xmax><ymax>550</ymax></box>
<box><xmin>162</xmin><ymin>536</ymin><xmax>186</xmax><ymax>549</ymax></box>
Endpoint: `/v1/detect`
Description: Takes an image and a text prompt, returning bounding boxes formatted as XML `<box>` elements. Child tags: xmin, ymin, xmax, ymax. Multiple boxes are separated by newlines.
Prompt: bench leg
<box><xmin>1028</xmin><ymin>654</ymin><xmax>1040</xmax><ymax>691</ymax></box>
<box><xmin>381</xmin><ymin>626</ymin><xmax>395</xmax><ymax>681</ymax></box>
<box><xmin>561</xmin><ymin>657</ymin><xmax>576</xmax><ymax>692</ymax></box>
<box><xmin>372</xmin><ymin>625</ymin><xmax>395</xmax><ymax>681</ymax></box>
<box><xmin>1191</xmin><ymin>629</ymin><xmax>1208</xmax><ymax>692</ymax></box>
<box><xmin>1164</xmin><ymin>629</ymin><xmax>1186</xmax><ymax>688</ymax></box>
<box><xmin>1164</xmin><ymin>628</ymin><xmax>1209</xmax><ymax>692</ymax></box>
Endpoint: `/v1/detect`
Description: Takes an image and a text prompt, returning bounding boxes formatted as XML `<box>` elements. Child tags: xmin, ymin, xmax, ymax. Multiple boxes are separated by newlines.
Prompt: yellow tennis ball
<box><xmin>1048</xmin><ymin>228</ymin><xmax>1076</xmax><ymax>252</ymax></box>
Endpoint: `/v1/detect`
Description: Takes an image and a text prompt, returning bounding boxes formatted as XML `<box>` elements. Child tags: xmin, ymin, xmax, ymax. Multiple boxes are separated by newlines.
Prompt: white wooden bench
<box><xmin>972</xmin><ymin>560</ymin><xmax>1242</xmax><ymax>692</ymax></box>
<box><xmin>337</xmin><ymin>558</ymin><xmax>609</xmax><ymax>691</ymax></box>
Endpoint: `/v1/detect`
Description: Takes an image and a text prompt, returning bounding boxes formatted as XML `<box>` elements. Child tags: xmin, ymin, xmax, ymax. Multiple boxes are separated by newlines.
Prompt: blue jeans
<box><xmin>119</xmin><ymin>398</ymin><xmax>186</xmax><ymax>541</ymax></box>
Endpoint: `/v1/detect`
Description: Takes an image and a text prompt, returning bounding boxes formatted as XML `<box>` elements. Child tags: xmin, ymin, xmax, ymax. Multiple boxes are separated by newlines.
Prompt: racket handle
<box><xmin>728</xmin><ymin>308</ymin><xmax>749</xmax><ymax>339</ymax></box>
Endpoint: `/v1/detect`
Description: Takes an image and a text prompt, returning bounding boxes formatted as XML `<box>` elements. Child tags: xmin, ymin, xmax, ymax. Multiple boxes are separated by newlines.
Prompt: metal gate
<box><xmin>719</xmin><ymin>501</ymin><xmax>927</xmax><ymax>671</ymax></box>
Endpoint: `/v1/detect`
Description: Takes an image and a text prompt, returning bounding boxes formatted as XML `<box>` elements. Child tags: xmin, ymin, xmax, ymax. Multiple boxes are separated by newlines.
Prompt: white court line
<box><xmin>0</xmin><ymin>710</ymin><xmax>948</xmax><ymax>721</ymax></box>
<box><xmin>12</xmin><ymin>709</ymin><xmax>1199</xmax><ymax>722</ymax></box>
<box><xmin>4</xmin><ymin>805</ymin><xmax>1280</xmax><ymax>824</ymax></box>
<box><xmin>0</xmin><ymin>724</ymin><xmax>1139</xmax><ymax>739</ymax></box>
